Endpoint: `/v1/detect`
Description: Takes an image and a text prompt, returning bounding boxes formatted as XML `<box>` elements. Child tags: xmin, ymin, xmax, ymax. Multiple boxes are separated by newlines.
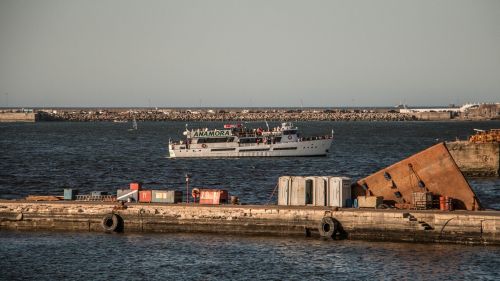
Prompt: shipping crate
<box><xmin>139</xmin><ymin>190</ymin><xmax>152</xmax><ymax>203</ymax></box>
<box><xmin>199</xmin><ymin>189</ymin><xmax>229</xmax><ymax>205</ymax></box>
<box><xmin>117</xmin><ymin>189</ymin><xmax>138</xmax><ymax>202</ymax></box>
<box><xmin>130</xmin><ymin>182</ymin><xmax>142</xmax><ymax>191</ymax></box>
<box><xmin>357</xmin><ymin>196</ymin><xmax>383</xmax><ymax>208</ymax></box>
<box><xmin>151</xmin><ymin>190</ymin><xmax>183</xmax><ymax>203</ymax></box>
<box><xmin>278</xmin><ymin>176</ymin><xmax>351</xmax><ymax>207</ymax></box>
<box><xmin>63</xmin><ymin>189</ymin><xmax>78</xmax><ymax>200</ymax></box>
<box><xmin>412</xmin><ymin>192</ymin><xmax>433</xmax><ymax>210</ymax></box>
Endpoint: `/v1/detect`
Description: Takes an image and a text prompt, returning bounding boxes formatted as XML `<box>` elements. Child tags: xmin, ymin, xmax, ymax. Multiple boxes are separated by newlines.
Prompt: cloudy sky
<box><xmin>0</xmin><ymin>0</ymin><xmax>499</xmax><ymax>107</ymax></box>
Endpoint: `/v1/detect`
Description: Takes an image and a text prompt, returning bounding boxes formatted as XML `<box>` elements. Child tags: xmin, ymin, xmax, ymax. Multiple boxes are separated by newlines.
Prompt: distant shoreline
<box><xmin>34</xmin><ymin>108</ymin><xmax>500</xmax><ymax>122</ymax></box>
<box><xmin>1</xmin><ymin>106</ymin><xmax>499</xmax><ymax>122</ymax></box>
<box><xmin>37</xmin><ymin>109</ymin><xmax>415</xmax><ymax>122</ymax></box>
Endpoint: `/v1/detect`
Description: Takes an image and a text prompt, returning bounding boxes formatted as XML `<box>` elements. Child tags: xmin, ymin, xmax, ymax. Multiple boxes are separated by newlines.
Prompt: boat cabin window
<box><xmin>239</xmin><ymin>137</ymin><xmax>265</xmax><ymax>144</ymax></box>
<box><xmin>283</xmin><ymin>130</ymin><xmax>297</xmax><ymax>135</ymax></box>
<box><xmin>197</xmin><ymin>137</ymin><xmax>234</xmax><ymax>143</ymax></box>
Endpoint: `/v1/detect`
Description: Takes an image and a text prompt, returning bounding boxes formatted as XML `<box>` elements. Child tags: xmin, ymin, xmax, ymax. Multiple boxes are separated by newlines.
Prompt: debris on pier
<box><xmin>25</xmin><ymin>195</ymin><xmax>61</xmax><ymax>201</ymax></box>
<box><xmin>468</xmin><ymin>129</ymin><xmax>500</xmax><ymax>143</ymax></box>
<box><xmin>352</xmin><ymin>143</ymin><xmax>482</xmax><ymax>211</ymax></box>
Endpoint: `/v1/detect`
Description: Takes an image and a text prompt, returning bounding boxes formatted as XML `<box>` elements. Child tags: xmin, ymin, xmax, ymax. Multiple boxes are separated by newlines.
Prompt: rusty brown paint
<box><xmin>353</xmin><ymin>143</ymin><xmax>481</xmax><ymax>210</ymax></box>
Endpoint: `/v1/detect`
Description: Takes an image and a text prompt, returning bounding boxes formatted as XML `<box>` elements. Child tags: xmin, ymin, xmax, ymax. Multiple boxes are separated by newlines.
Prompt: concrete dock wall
<box><xmin>1</xmin><ymin>201</ymin><xmax>498</xmax><ymax>245</ymax></box>
<box><xmin>413</xmin><ymin>111</ymin><xmax>452</xmax><ymax>120</ymax></box>
<box><xmin>0</xmin><ymin>112</ymin><xmax>36</xmax><ymax>122</ymax></box>
<box><xmin>446</xmin><ymin>141</ymin><xmax>500</xmax><ymax>177</ymax></box>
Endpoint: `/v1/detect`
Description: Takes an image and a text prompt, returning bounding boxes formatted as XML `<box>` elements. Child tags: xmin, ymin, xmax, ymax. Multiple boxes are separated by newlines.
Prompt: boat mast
<box><xmin>185</xmin><ymin>124</ymin><xmax>189</xmax><ymax>149</ymax></box>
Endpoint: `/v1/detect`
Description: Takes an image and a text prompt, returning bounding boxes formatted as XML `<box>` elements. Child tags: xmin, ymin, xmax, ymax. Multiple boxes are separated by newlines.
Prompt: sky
<box><xmin>0</xmin><ymin>0</ymin><xmax>499</xmax><ymax>108</ymax></box>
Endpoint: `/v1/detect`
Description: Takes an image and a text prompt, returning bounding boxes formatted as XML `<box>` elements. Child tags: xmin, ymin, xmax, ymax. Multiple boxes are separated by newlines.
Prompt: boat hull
<box><xmin>168</xmin><ymin>139</ymin><xmax>333</xmax><ymax>158</ymax></box>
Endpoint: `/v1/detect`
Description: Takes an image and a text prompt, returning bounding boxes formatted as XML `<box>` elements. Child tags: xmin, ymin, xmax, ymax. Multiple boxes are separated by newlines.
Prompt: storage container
<box><xmin>130</xmin><ymin>182</ymin><xmax>142</xmax><ymax>190</ymax></box>
<box><xmin>313</xmin><ymin>177</ymin><xmax>328</xmax><ymax>206</ymax></box>
<box><xmin>357</xmin><ymin>196</ymin><xmax>383</xmax><ymax>208</ymax></box>
<box><xmin>199</xmin><ymin>189</ymin><xmax>229</xmax><ymax>205</ymax></box>
<box><xmin>328</xmin><ymin>177</ymin><xmax>351</xmax><ymax>207</ymax></box>
<box><xmin>139</xmin><ymin>190</ymin><xmax>152</xmax><ymax>203</ymax></box>
<box><xmin>411</xmin><ymin>192</ymin><xmax>433</xmax><ymax>209</ymax></box>
<box><xmin>278</xmin><ymin>176</ymin><xmax>351</xmax><ymax>207</ymax></box>
<box><xmin>278</xmin><ymin>176</ymin><xmax>306</xmax><ymax>205</ymax></box>
<box><xmin>117</xmin><ymin>189</ymin><xmax>138</xmax><ymax>202</ymax></box>
<box><xmin>63</xmin><ymin>189</ymin><xmax>78</xmax><ymax>200</ymax></box>
<box><xmin>151</xmin><ymin>190</ymin><xmax>183</xmax><ymax>203</ymax></box>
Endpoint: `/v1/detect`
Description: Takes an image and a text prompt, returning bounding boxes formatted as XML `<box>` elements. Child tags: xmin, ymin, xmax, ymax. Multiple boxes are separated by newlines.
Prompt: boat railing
<box><xmin>237</xmin><ymin>133</ymin><xmax>261</xmax><ymax>138</ymax></box>
<box><xmin>298</xmin><ymin>135</ymin><xmax>332</xmax><ymax>142</ymax></box>
<box><xmin>238</xmin><ymin>142</ymin><xmax>267</xmax><ymax>147</ymax></box>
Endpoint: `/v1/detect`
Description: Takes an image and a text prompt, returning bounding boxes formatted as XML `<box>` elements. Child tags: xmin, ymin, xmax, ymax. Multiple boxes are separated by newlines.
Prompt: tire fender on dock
<box><xmin>101</xmin><ymin>213</ymin><xmax>123</xmax><ymax>233</ymax></box>
<box><xmin>318</xmin><ymin>217</ymin><xmax>338</xmax><ymax>239</ymax></box>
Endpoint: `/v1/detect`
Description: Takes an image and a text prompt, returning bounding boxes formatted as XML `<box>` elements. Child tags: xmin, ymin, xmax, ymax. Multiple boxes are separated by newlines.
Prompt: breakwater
<box><xmin>446</xmin><ymin>141</ymin><xmax>500</xmax><ymax>177</ymax></box>
<box><xmin>1</xmin><ymin>200</ymin><xmax>499</xmax><ymax>245</ymax></box>
<box><xmin>37</xmin><ymin>109</ymin><xmax>415</xmax><ymax>122</ymax></box>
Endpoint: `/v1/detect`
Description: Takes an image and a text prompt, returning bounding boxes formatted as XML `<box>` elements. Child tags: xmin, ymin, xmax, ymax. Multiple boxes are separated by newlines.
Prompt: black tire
<box><xmin>101</xmin><ymin>213</ymin><xmax>122</xmax><ymax>233</ymax></box>
<box><xmin>318</xmin><ymin>217</ymin><xmax>338</xmax><ymax>238</ymax></box>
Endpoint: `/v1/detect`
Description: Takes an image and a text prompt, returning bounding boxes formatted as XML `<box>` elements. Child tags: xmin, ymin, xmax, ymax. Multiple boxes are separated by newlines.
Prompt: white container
<box><xmin>328</xmin><ymin>177</ymin><xmax>351</xmax><ymax>207</ymax></box>
<box><xmin>313</xmin><ymin>177</ymin><xmax>329</xmax><ymax>206</ymax></box>
<box><xmin>278</xmin><ymin>176</ymin><xmax>291</xmax><ymax>205</ymax></box>
<box><xmin>278</xmin><ymin>176</ymin><xmax>351</xmax><ymax>207</ymax></box>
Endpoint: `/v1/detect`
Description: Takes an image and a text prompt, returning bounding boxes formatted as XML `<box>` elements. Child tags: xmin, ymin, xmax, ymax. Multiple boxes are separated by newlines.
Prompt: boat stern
<box><xmin>168</xmin><ymin>141</ymin><xmax>177</xmax><ymax>158</ymax></box>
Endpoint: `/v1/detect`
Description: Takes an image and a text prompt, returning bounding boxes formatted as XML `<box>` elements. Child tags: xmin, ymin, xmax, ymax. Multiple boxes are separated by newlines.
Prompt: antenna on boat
<box><xmin>265</xmin><ymin>120</ymin><xmax>270</xmax><ymax>132</ymax></box>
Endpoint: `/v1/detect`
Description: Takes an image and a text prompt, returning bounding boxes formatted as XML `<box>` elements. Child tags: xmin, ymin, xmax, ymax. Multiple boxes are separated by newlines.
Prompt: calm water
<box><xmin>1</xmin><ymin>121</ymin><xmax>500</xmax><ymax>280</ymax></box>
<box><xmin>0</xmin><ymin>231</ymin><xmax>499</xmax><ymax>281</ymax></box>
<box><xmin>0</xmin><ymin>121</ymin><xmax>499</xmax><ymax>207</ymax></box>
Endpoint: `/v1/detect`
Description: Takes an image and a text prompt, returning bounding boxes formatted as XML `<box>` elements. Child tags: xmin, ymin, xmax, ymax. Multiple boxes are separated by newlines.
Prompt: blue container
<box><xmin>353</xmin><ymin>198</ymin><xmax>358</xmax><ymax>208</ymax></box>
<box><xmin>64</xmin><ymin>189</ymin><xmax>78</xmax><ymax>200</ymax></box>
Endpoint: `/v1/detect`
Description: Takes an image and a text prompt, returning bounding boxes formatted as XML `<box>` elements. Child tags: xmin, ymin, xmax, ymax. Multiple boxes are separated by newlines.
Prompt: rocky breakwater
<box><xmin>37</xmin><ymin>108</ymin><xmax>414</xmax><ymax>122</ymax></box>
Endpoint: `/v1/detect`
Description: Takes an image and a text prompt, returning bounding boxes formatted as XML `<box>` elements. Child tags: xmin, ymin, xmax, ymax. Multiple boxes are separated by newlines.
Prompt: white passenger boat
<box><xmin>168</xmin><ymin>122</ymin><xmax>333</xmax><ymax>158</ymax></box>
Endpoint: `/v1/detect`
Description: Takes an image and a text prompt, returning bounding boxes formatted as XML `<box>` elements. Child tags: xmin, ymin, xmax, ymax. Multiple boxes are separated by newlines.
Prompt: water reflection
<box><xmin>1</xmin><ymin>231</ymin><xmax>499</xmax><ymax>280</ymax></box>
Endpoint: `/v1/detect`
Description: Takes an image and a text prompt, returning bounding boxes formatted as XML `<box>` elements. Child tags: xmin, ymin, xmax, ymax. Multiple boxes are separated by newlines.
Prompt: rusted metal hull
<box><xmin>353</xmin><ymin>143</ymin><xmax>481</xmax><ymax>210</ymax></box>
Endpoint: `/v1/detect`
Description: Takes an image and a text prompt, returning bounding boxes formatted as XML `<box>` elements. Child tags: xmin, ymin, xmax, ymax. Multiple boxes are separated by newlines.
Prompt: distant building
<box><xmin>463</xmin><ymin>103</ymin><xmax>500</xmax><ymax>119</ymax></box>
<box><xmin>399</xmin><ymin>103</ymin><xmax>479</xmax><ymax>114</ymax></box>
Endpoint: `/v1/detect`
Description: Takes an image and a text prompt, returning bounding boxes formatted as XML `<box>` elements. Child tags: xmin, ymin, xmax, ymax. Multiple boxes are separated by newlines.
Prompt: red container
<box><xmin>139</xmin><ymin>190</ymin><xmax>152</xmax><ymax>203</ymax></box>
<box><xmin>439</xmin><ymin>196</ymin><xmax>446</xmax><ymax>211</ymax></box>
<box><xmin>199</xmin><ymin>189</ymin><xmax>229</xmax><ymax>205</ymax></box>
<box><xmin>439</xmin><ymin>196</ymin><xmax>454</xmax><ymax>211</ymax></box>
<box><xmin>130</xmin><ymin>182</ymin><xmax>142</xmax><ymax>190</ymax></box>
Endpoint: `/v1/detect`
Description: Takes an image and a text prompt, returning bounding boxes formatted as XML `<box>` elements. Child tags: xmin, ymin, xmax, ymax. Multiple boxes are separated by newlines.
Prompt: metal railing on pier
<box><xmin>75</xmin><ymin>195</ymin><xmax>117</xmax><ymax>202</ymax></box>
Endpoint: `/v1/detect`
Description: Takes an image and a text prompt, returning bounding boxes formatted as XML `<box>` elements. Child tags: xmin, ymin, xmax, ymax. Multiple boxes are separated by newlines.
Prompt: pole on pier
<box><xmin>185</xmin><ymin>174</ymin><xmax>190</xmax><ymax>203</ymax></box>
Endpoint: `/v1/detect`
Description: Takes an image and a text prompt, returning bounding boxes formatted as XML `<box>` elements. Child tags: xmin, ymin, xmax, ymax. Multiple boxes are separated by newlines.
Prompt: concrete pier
<box><xmin>0</xmin><ymin>112</ymin><xmax>36</xmax><ymax>122</ymax></box>
<box><xmin>1</xmin><ymin>201</ymin><xmax>499</xmax><ymax>245</ymax></box>
<box><xmin>446</xmin><ymin>141</ymin><xmax>500</xmax><ymax>177</ymax></box>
